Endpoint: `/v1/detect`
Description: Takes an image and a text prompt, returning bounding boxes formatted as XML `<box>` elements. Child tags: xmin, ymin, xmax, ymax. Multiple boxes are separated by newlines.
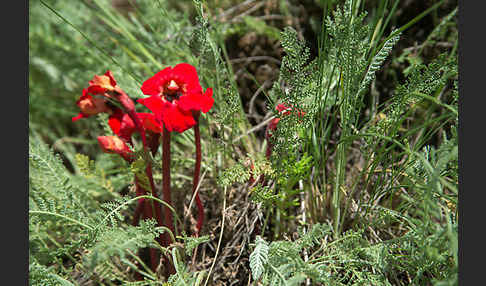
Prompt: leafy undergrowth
<box><xmin>29</xmin><ymin>0</ymin><xmax>458</xmax><ymax>285</ymax></box>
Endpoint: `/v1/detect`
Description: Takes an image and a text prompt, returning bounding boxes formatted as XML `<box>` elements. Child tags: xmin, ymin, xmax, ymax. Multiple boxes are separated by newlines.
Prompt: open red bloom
<box><xmin>72</xmin><ymin>88</ymin><xmax>112</xmax><ymax>122</ymax></box>
<box><xmin>138</xmin><ymin>63</ymin><xmax>214</xmax><ymax>133</ymax></box>
<box><xmin>98</xmin><ymin>135</ymin><xmax>133</xmax><ymax>161</ymax></box>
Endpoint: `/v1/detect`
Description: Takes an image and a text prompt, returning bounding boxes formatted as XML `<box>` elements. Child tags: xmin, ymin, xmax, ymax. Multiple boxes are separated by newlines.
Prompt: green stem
<box><xmin>29</xmin><ymin>210</ymin><xmax>93</xmax><ymax>230</ymax></box>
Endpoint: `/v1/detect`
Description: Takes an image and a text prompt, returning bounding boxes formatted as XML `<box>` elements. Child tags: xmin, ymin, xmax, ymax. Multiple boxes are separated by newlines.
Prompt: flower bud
<box><xmin>97</xmin><ymin>136</ymin><xmax>133</xmax><ymax>161</ymax></box>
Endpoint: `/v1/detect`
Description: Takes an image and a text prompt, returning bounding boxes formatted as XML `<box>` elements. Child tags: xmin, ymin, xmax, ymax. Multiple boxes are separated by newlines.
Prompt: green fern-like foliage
<box><xmin>358</xmin><ymin>31</ymin><xmax>401</xmax><ymax>98</ymax></box>
<box><xmin>84</xmin><ymin>220</ymin><xmax>163</xmax><ymax>271</ymax></box>
<box><xmin>217</xmin><ymin>161</ymin><xmax>252</xmax><ymax>188</ymax></box>
<box><xmin>167</xmin><ymin>248</ymin><xmax>206</xmax><ymax>286</ymax></box>
<box><xmin>178</xmin><ymin>233</ymin><xmax>210</xmax><ymax>256</ymax></box>
<box><xmin>250</xmin><ymin>224</ymin><xmax>331</xmax><ymax>285</ymax></box>
<box><xmin>29</xmin><ymin>260</ymin><xmax>75</xmax><ymax>286</ymax></box>
<box><xmin>249</xmin><ymin>236</ymin><xmax>269</xmax><ymax>281</ymax></box>
<box><xmin>269</xmin><ymin>26</ymin><xmax>317</xmax><ymax>161</ymax></box>
<box><xmin>29</xmin><ymin>131</ymin><xmax>99</xmax><ymax>265</ymax></box>
<box><xmin>29</xmin><ymin>130</ymin><xmax>166</xmax><ymax>283</ymax></box>
<box><xmin>251</xmin><ymin>222</ymin><xmax>453</xmax><ymax>285</ymax></box>
<box><xmin>372</xmin><ymin>53</ymin><xmax>457</xmax><ymax>141</ymax></box>
<box><xmin>325</xmin><ymin>0</ymin><xmax>369</xmax><ymax>128</ymax></box>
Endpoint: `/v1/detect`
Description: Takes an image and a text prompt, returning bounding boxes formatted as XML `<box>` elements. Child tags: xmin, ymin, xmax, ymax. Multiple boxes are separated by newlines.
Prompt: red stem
<box><xmin>119</xmin><ymin>93</ymin><xmax>175</xmax><ymax>276</ymax></box>
<box><xmin>145</xmin><ymin>166</ymin><xmax>164</xmax><ymax>244</ymax></box>
<box><xmin>133</xmin><ymin>181</ymin><xmax>157</xmax><ymax>276</ymax></box>
<box><xmin>126</xmin><ymin>109</ymin><xmax>165</xmax><ymax>240</ymax></box>
<box><xmin>142</xmin><ymin>200</ymin><xmax>158</xmax><ymax>273</ymax></box>
<box><xmin>161</xmin><ymin>127</ymin><xmax>176</xmax><ymax>276</ymax></box>
<box><xmin>113</xmin><ymin>92</ymin><xmax>165</xmax><ymax>276</ymax></box>
<box><xmin>162</xmin><ymin>127</ymin><xmax>175</xmax><ymax>241</ymax></box>
<box><xmin>192</xmin><ymin>122</ymin><xmax>204</xmax><ymax>236</ymax></box>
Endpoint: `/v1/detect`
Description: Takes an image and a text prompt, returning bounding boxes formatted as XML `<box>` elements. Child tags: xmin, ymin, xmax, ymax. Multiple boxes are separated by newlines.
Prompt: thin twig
<box><xmin>299</xmin><ymin>179</ymin><xmax>311</xmax><ymax>286</ymax></box>
<box><xmin>186</xmin><ymin>170</ymin><xmax>208</xmax><ymax>220</ymax></box>
<box><xmin>249</xmin><ymin>80</ymin><xmax>272</xmax><ymax>119</ymax></box>
<box><xmin>230</xmin><ymin>56</ymin><xmax>281</xmax><ymax>65</ymax></box>
<box><xmin>217</xmin><ymin>0</ymin><xmax>257</xmax><ymax>21</ymax></box>
<box><xmin>230</xmin><ymin>1</ymin><xmax>266</xmax><ymax>23</ymax></box>
<box><xmin>232</xmin><ymin>115</ymin><xmax>276</xmax><ymax>143</ymax></box>
<box><xmin>203</xmin><ymin>186</ymin><xmax>227</xmax><ymax>286</ymax></box>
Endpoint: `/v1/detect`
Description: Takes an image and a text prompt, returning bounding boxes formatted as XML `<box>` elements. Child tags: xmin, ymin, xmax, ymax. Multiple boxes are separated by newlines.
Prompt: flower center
<box><xmin>164</xmin><ymin>80</ymin><xmax>183</xmax><ymax>102</ymax></box>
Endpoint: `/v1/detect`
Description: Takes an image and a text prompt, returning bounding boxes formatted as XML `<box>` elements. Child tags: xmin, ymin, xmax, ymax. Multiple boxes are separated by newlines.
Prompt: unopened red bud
<box><xmin>97</xmin><ymin>136</ymin><xmax>133</xmax><ymax>161</ymax></box>
<box><xmin>88</xmin><ymin>70</ymin><xmax>118</xmax><ymax>95</ymax></box>
<box><xmin>72</xmin><ymin>89</ymin><xmax>111</xmax><ymax>122</ymax></box>
<box><xmin>78</xmin><ymin>95</ymin><xmax>108</xmax><ymax>116</ymax></box>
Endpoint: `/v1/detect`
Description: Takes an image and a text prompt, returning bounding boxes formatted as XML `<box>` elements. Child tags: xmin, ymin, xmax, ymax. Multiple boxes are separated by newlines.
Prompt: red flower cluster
<box><xmin>72</xmin><ymin>70</ymin><xmax>166</xmax><ymax>150</ymax></box>
<box><xmin>72</xmin><ymin>64</ymin><xmax>213</xmax><ymax>275</ymax></box>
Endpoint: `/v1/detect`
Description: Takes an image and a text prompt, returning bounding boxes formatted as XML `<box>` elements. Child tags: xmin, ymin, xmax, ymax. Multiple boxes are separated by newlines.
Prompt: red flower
<box><xmin>72</xmin><ymin>89</ymin><xmax>112</xmax><ymax>122</ymax></box>
<box><xmin>267</xmin><ymin>103</ymin><xmax>305</xmax><ymax>135</ymax></box>
<box><xmin>98</xmin><ymin>135</ymin><xmax>133</xmax><ymax>161</ymax></box>
<box><xmin>107</xmin><ymin>110</ymin><xmax>162</xmax><ymax>143</ymax></box>
<box><xmin>138</xmin><ymin>63</ymin><xmax>214</xmax><ymax>133</ymax></box>
<box><xmin>87</xmin><ymin>70</ymin><xmax>119</xmax><ymax>96</ymax></box>
<box><xmin>137</xmin><ymin>113</ymin><xmax>163</xmax><ymax>134</ymax></box>
<box><xmin>107</xmin><ymin>109</ymin><xmax>136</xmax><ymax>143</ymax></box>
<box><xmin>88</xmin><ymin>70</ymin><xmax>136</xmax><ymax>114</ymax></box>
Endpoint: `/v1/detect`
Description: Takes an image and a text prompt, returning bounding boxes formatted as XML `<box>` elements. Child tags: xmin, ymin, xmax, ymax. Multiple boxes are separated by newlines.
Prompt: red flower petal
<box><xmin>119</xmin><ymin>114</ymin><xmax>136</xmax><ymax>141</ymax></box>
<box><xmin>139</xmin><ymin>63</ymin><xmax>213</xmax><ymax>132</ymax></box>
<box><xmin>171</xmin><ymin>63</ymin><xmax>201</xmax><ymax>93</ymax></box>
<box><xmin>138</xmin><ymin>113</ymin><xmax>163</xmax><ymax>133</ymax></box>
<box><xmin>73</xmin><ymin>89</ymin><xmax>110</xmax><ymax>121</ymax></box>
<box><xmin>268</xmin><ymin>118</ymin><xmax>280</xmax><ymax>131</ymax></box>
<box><xmin>140</xmin><ymin>67</ymin><xmax>171</xmax><ymax>96</ymax></box>
<box><xmin>276</xmin><ymin>103</ymin><xmax>289</xmax><ymax>113</ymax></box>
<box><xmin>178</xmin><ymin>88</ymin><xmax>214</xmax><ymax>113</ymax></box>
<box><xmin>275</xmin><ymin>103</ymin><xmax>305</xmax><ymax>117</ymax></box>
<box><xmin>201</xmin><ymin>88</ymin><xmax>214</xmax><ymax>113</ymax></box>
<box><xmin>138</xmin><ymin>95</ymin><xmax>165</xmax><ymax>115</ymax></box>
<box><xmin>72</xmin><ymin>112</ymin><xmax>87</xmax><ymax>122</ymax></box>
<box><xmin>87</xmin><ymin>85</ymin><xmax>108</xmax><ymax>96</ymax></box>
<box><xmin>98</xmin><ymin>136</ymin><xmax>133</xmax><ymax>160</ymax></box>
<box><xmin>104</xmin><ymin>70</ymin><xmax>117</xmax><ymax>87</ymax></box>
<box><xmin>89</xmin><ymin>71</ymin><xmax>117</xmax><ymax>92</ymax></box>
<box><xmin>159</xmin><ymin>101</ymin><xmax>196</xmax><ymax>133</ymax></box>
<box><xmin>108</xmin><ymin>110</ymin><xmax>136</xmax><ymax>142</ymax></box>
<box><xmin>108</xmin><ymin>115</ymin><xmax>122</xmax><ymax>135</ymax></box>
